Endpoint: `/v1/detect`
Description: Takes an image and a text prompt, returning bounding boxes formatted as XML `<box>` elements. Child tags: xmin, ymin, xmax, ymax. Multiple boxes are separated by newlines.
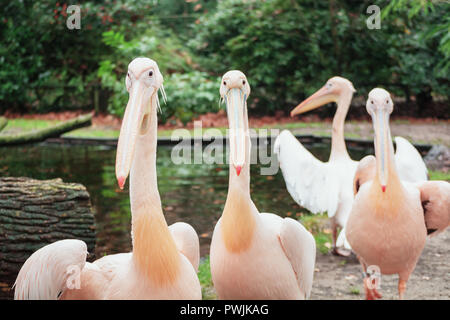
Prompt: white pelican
<box><xmin>14</xmin><ymin>58</ymin><xmax>201</xmax><ymax>300</ymax></box>
<box><xmin>346</xmin><ymin>88</ymin><xmax>450</xmax><ymax>299</ymax></box>
<box><xmin>274</xmin><ymin>77</ymin><xmax>428</xmax><ymax>255</ymax></box>
<box><xmin>210</xmin><ymin>70</ymin><xmax>316</xmax><ymax>299</ymax></box>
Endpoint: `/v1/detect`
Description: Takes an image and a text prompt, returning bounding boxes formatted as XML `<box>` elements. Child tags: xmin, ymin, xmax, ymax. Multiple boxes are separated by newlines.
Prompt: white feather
<box><xmin>14</xmin><ymin>239</ymin><xmax>88</xmax><ymax>300</ymax></box>
<box><xmin>160</xmin><ymin>84</ymin><xmax>167</xmax><ymax>105</ymax></box>
<box><xmin>394</xmin><ymin>136</ymin><xmax>428</xmax><ymax>183</ymax></box>
<box><xmin>279</xmin><ymin>217</ymin><xmax>316</xmax><ymax>299</ymax></box>
<box><xmin>274</xmin><ymin>130</ymin><xmax>428</xmax><ymax>253</ymax></box>
<box><xmin>274</xmin><ymin>130</ymin><xmax>357</xmax><ymax>219</ymax></box>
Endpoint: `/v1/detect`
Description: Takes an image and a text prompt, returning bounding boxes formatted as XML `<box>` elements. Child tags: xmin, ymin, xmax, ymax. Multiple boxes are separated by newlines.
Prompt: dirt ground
<box><xmin>5</xmin><ymin>111</ymin><xmax>449</xmax><ymax>147</ymax></box>
<box><xmin>288</xmin><ymin>120</ymin><xmax>450</xmax><ymax>147</ymax></box>
<box><xmin>311</xmin><ymin>228</ymin><xmax>450</xmax><ymax>300</ymax></box>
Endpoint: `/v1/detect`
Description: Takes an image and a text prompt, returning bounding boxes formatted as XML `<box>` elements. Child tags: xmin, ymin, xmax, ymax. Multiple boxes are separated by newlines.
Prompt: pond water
<box><xmin>0</xmin><ymin>140</ymin><xmax>371</xmax><ymax>257</ymax></box>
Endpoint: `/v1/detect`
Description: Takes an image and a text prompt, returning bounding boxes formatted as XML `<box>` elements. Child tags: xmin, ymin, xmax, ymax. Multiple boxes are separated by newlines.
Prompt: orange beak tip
<box><xmin>235</xmin><ymin>165</ymin><xmax>242</xmax><ymax>176</ymax></box>
<box><xmin>381</xmin><ymin>185</ymin><xmax>386</xmax><ymax>193</ymax></box>
<box><xmin>117</xmin><ymin>176</ymin><xmax>126</xmax><ymax>190</ymax></box>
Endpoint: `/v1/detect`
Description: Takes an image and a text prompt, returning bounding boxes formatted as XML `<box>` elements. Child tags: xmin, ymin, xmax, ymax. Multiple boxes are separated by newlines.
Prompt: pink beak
<box><xmin>117</xmin><ymin>176</ymin><xmax>126</xmax><ymax>190</ymax></box>
<box><xmin>235</xmin><ymin>165</ymin><xmax>242</xmax><ymax>176</ymax></box>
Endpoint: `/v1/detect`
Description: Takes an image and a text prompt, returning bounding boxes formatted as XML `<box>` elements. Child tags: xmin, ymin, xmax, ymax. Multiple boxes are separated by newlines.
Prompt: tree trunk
<box><xmin>0</xmin><ymin>113</ymin><xmax>92</xmax><ymax>146</ymax></box>
<box><xmin>0</xmin><ymin>177</ymin><xmax>96</xmax><ymax>299</ymax></box>
<box><xmin>416</xmin><ymin>87</ymin><xmax>433</xmax><ymax>117</ymax></box>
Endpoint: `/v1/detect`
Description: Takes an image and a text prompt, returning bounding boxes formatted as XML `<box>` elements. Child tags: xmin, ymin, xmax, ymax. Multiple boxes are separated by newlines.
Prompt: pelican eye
<box><xmin>149</xmin><ymin>70</ymin><xmax>153</xmax><ymax>77</ymax></box>
<box><xmin>242</xmin><ymin>80</ymin><xmax>246</xmax><ymax>85</ymax></box>
<box><xmin>223</xmin><ymin>81</ymin><xmax>227</xmax><ymax>86</ymax></box>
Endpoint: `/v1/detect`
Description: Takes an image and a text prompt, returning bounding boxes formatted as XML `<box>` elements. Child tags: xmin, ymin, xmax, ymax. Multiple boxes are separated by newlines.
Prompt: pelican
<box><xmin>274</xmin><ymin>77</ymin><xmax>428</xmax><ymax>255</ymax></box>
<box><xmin>14</xmin><ymin>58</ymin><xmax>201</xmax><ymax>300</ymax></box>
<box><xmin>346</xmin><ymin>88</ymin><xmax>450</xmax><ymax>300</ymax></box>
<box><xmin>210</xmin><ymin>71</ymin><xmax>316</xmax><ymax>299</ymax></box>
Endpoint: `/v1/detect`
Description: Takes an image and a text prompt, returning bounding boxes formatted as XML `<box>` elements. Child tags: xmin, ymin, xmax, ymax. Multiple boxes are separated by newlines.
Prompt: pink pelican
<box><xmin>14</xmin><ymin>58</ymin><xmax>201</xmax><ymax>300</ymax></box>
<box><xmin>274</xmin><ymin>77</ymin><xmax>428</xmax><ymax>255</ymax></box>
<box><xmin>210</xmin><ymin>70</ymin><xmax>316</xmax><ymax>299</ymax></box>
<box><xmin>346</xmin><ymin>88</ymin><xmax>450</xmax><ymax>299</ymax></box>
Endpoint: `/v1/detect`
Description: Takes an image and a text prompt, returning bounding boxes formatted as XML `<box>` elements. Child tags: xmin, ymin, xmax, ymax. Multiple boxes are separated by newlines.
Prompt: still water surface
<box><xmin>0</xmin><ymin>140</ymin><xmax>371</xmax><ymax>257</ymax></box>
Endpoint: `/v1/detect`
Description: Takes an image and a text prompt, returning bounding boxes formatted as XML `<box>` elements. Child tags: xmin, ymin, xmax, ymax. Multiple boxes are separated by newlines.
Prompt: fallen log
<box><xmin>0</xmin><ymin>177</ymin><xmax>96</xmax><ymax>299</ymax></box>
<box><xmin>0</xmin><ymin>113</ymin><xmax>92</xmax><ymax>146</ymax></box>
<box><xmin>0</xmin><ymin>117</ymin><xmax>7</xmax><ymax>132</ymax></box>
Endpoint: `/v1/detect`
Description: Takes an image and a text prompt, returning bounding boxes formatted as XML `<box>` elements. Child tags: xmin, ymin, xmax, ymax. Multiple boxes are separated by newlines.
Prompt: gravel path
<box><xmin>289</xmin><ymin>120</ymin><xmax>450</xmax><ymax>147</ymax></box>
<box><xmin>310</xmin><ymin>228</ymin><xmax>450</xmax><ymax>300</ymax></box>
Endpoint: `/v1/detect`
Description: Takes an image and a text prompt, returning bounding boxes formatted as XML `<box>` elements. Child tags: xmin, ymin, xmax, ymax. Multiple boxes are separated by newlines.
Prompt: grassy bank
<box><xmin>2</xmin><ymin>118</ymin><xmax>448</xmax><ymax>146</ymax></box>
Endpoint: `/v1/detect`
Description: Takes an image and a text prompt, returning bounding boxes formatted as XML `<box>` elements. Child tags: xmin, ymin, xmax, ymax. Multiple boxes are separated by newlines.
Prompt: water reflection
<box><xmin>0</xmin><ymin>141</ymin><xmax>371</xmax><ymax>257</ymax></box>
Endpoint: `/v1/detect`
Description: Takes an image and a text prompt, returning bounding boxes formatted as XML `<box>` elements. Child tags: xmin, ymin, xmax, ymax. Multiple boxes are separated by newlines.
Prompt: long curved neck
<box><xmin>221</xmin><ymin>109</ymin><xmax>257</xmax><ymax>253</ymax></box>
<box><xmin>129</xmin><ymin>96</ymin><xmax>180</xmax><ymax>285</ymax></box>
<box><xmin>329</xmin><ymin>90</ymin><xmax>353</xmax><ymax>161</ymax></box>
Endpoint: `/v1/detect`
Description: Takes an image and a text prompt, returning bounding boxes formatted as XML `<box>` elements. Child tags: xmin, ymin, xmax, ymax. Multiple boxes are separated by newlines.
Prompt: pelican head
<box><xmin>220</xmin><ymin>70</ymin><xmax>250</xmax><ymax>176</ymax></box>
<box><xmin>366</xmin><ymin>88</ymin><xmax>394</xmax><ymax>192</ymax></box>
<box><xmin>291</xmin><ymin>76</ymin><xmax>355</xmax><ymax>116</ymax></box>
<box><xmin>115</xmin><ymin>57</ymin><xmax>165</xmax><ymax>189</ymax></box>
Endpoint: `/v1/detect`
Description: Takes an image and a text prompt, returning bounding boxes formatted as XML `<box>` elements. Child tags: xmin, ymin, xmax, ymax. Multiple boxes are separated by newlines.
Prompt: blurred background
<box><xmin>1</xmin><ymin>0</ymin><xmax>449</xmax><ymax>124</ymax></box>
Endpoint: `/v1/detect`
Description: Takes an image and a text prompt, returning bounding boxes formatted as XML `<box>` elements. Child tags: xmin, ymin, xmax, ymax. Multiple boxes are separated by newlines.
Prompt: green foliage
<box><xmin>349</xmin><ymin>286</ymin><xmax>360</xmax><ymax>295</ymax></box>
<box><xmin>198</xmin><ymin>255</ymin><xmax>212</xmax><ymax>287</ymax></box>
<box><xmin>0</xmin><ymin>1</ymin><xmax>156</xmax><ymax>113</ymax></box>
<box><xmin>98</xmin><ymin>27</ymin><xmax>220</xmax><ymax>123</ymax></box>
<box><xmin>383</xmin><ymin>0</ymin><xmax>450</xmax><ymax>76</ymax></box>
<box><xmin>299</xmin><ymin>214</ymin><xmax>332</xmax><ymax>254</ymax></box>
<box><xmin>429</xmin><ymin>170</ymin><xmax>450</xmax><ymax>182</ymax></box>
<box><xmin>0</xmin><ymin>0</ymin><xmax>448</xmax><ymax>120</ymax></box>
<box><xmin>0</xmin><ymin>2</ymin><xmax>46</xmax><ymax>111</ymax></box>
<box><xmin>198</xmin><ymin>255</ymin><xmax>216</xmax><ymax>300</ymax></box>
<box><xmin>163</xmin><ymin>72</ymin><xmax>220</xmax><ymax>124</ymax></box>
<box><xmin>152</xmin><ymin>0</ymin><xmax>218</xmax><ymax>39</ymax></box>
<box><xmin>190</xmin><ymin>0</ymin><xmax>449</xmax><ymax>114</ymax></box>
<box><xmin>97</xmin><ymin>59</ymin><xmax>128</xmax><ymax>118</ymax></box>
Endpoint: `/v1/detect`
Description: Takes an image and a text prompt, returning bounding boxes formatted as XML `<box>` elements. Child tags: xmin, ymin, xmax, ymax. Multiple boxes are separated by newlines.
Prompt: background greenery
<box><xmin>1</xmin><ymin>0</ymin><xmax>448</xmax><ymax>122</ymax></box>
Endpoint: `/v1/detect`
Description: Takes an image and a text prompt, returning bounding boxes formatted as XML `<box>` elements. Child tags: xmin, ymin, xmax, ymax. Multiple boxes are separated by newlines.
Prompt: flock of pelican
<box><xmin>13</xmin><ymin>58</ymin><xmax>449</xmax><ymax>300</ymax></box>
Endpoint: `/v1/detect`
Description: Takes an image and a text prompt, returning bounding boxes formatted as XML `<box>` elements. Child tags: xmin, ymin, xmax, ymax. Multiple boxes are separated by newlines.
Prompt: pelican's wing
<box><xmin>169</xmin><ymin>222</ymin><xmax>200</xmax><ymax>272</ymax></box>
<box><xmin>279</xmin><ymin>217</ymin><xmax>316</xmax><ymax>299</ymax></box>
<box><xmin>14</xmin><ymin>239</ymin><xmax>88</xmax><ymax>300</ymax></box>
<box><xmin>353</xmin><ymin>155</ymin><xmax>376</xmax><ymax>195</ymax></box>
<box><xmin>274</xmin><ymin>130</ymin><xmax>340</xmax><ymax>217</ymax></box>
<box><xmin>394</xmin><ymin>136</ymin><xmax>428</xmax><ymax>183</ymax></box>
<box><xmin>416</xmin><ymin>181</ymin><xmax>450</xmax><ymax>237</ymax></box>
<box><xmin>336</xmin><ymin>226</ymin><xmax>352</xmax><ymax>250</ymax></box>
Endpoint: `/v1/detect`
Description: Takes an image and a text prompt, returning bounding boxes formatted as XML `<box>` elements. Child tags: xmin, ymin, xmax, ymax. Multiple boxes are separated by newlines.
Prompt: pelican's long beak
<box><xmin>291</xmin><ymin>86</ymin><xmax>337</xmax><ymax>117</ymax></box>
<box><xmin>115</xmin><ymin>81</ymin><xmax>155</xmax><ymax>189</ymax></box>
<box><xmin>225</xmin><ymin>88</ymin><xmax>247</xmax><ymax>176</ymax></box>
<box><xmin>371</xmin><ymin>108</ymin><xmax>390</xmax><ymax>192</ymax></box>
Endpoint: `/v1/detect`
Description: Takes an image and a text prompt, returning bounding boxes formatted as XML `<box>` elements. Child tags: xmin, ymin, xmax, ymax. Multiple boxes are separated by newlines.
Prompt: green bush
<box><xmin>1</xmin><ymin>0</ymin><xmax>448</xmax><ymax>119</ymax></box>
<box><xmin>163</xmin><ymin>71</ymin><xmax>221</xmax><ymax>124</ymax></box>
<box><xmin>98</xmin><ymin>27</ymin><xmax>220</xmax><ymax>123</ymax></box>
<box><xmin>189</xmin><ymin>0</ymin><xmax>449</xmax><ymax>114</ymax></box>
<box><xmin>0</xmin><ymin>1</ymin><xmax>156</xmax><ymax>113</ymax></box>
